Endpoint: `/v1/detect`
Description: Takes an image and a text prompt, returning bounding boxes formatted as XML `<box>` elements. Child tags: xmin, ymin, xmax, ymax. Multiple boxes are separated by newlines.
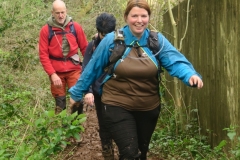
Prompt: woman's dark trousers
<box><xmin>102</xmin><ymin>104</ymin><xmax>161</xmax><ymax>160</ymax></box>
<box><xmin>94</xmin><ymin>95</ymin><xmax>113</xmax><ymax>150</ymax></box>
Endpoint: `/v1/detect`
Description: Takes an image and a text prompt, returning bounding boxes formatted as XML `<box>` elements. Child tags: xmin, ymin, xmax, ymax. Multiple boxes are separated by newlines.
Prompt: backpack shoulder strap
<box><xmin>109</xmin><ymin>29</ymin><xmax>125</xmax><ymax>63</ymax></box>
<box><xmin>47</xmin><ymin>20</ymin><xmax>78</xmax><ymax>45</ymax></box>
<box><xmin>148</xmin><ymin>30</ymin><xmax>164</xmax><ymax>77</ymax></box>
<box><xmin>104</xmin><ymin>29</ymin><xmax>126</xmax><ymax>74</ymax></box>
<box><xmin>148</xmin><ymin>30</ymin><xmax>160</xmax><ymax>54</ymax></box>
<box><xmin>48</xmin><ymin>24</ymin><xmax>54</xmax><ymax>45</ymax></box>
<box><xmin>69</xmin><ymin>20</ymin><xmax>77</xmax><ymax>39</ymax></box>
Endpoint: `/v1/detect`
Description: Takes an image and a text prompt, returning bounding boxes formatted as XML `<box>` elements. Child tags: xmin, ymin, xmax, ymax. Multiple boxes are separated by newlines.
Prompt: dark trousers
<box><xmin>94</xmin><ymin>95</ymin><xmax>112</xmax><ymax>147</ymax></box>
<box><xmin>102</xmin><ymin>104</ymin><xmax>161</xmax><ymax>160</ymax></box>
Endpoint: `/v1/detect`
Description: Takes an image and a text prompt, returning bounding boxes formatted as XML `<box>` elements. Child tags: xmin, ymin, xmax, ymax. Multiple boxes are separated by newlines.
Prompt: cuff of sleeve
<box><xmin>87</xmin><ymin>87</ymin><xmax>93</xmax><ymax>94</ymax></box>
<box><xmin>69</xmin><ymin>88</ymin><xmax>83</xmax><ymax>102</ymax></box>
<box><xmin>70</xmin><ymin>94</ymin><xmax>82</xmax><ymax>102</ymax></box>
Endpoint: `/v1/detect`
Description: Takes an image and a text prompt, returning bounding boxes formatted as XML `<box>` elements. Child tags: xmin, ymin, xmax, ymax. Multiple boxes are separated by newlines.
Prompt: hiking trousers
<box><xmin>102</xmin><ymin>104</ymin><xmax>161</xmax><ymax>160</ymax></box>
<box><xmin>94</xmin><ymin>95</ymin><xmax>112</xmax><ymax>148</ymax></box>
<box><xmin>50</xmin><ymin>70</ymin><xmax>80</xmax><ymax>110</ymax></box>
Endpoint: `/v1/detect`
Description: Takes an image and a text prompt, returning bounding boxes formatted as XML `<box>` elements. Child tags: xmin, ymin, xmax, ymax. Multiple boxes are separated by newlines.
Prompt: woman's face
<box><xmin>125</xmin><ymin>6</ymin><xmax>149</xmax><ymax>38</ymax></box>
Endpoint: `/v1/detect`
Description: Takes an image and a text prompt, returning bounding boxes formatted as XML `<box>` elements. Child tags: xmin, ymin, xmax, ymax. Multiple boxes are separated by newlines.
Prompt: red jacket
<box><xmin>39</xmin><ymin>21</ymin><xmax>88</xmax><ymax>75</ymax></box>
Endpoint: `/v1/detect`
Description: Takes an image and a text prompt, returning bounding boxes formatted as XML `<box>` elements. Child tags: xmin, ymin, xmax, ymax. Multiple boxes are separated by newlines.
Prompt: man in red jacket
<box><xmin>39</xmin><ymin>0</ymin><xmax>88</xmax><ymax>114</ymax></box>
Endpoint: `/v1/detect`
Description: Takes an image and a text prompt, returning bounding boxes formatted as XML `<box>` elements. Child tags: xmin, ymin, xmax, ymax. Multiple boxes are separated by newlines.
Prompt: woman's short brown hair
<box><xmin>124</xmin><ymin>0</ymin><xmax>151</xmax><ymax>19</ymax></box>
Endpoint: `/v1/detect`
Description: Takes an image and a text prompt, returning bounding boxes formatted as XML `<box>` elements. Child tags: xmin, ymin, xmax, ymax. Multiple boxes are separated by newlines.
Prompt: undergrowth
<box><xmin>0</xmin><ymin>57</ymin><xmax>86</xmax><ymax>159</ymax></box>
<box><xmin>149</xmin><ymin>99</ymin><xmax>240</xmax><ymax>159</ymax></box>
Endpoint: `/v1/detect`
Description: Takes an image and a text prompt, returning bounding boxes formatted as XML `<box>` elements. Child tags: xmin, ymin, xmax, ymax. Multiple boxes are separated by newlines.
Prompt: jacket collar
<box><xmin>122</xmin><ymin>25</ymin><xmax>150</xmax><ymax>46</ymax></box>
<box><xmin>47</xmin><ymin>15</ymin><xmax>72</xmax><ymax>29</ymax></box>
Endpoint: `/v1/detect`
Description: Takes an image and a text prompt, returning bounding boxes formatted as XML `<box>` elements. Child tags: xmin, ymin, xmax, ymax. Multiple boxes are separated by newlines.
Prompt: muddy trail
<box><xmin>60</xmin><ymin>106</ymin><xmax>161</xmax><ymax>160</ymax></box>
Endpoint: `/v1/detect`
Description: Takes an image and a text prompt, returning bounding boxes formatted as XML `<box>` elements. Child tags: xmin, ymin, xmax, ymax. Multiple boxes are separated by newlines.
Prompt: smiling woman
<box><xmin>69</xmin><ymin>0</ymin><xmax>203</xmax><ymax>159</ymax></box>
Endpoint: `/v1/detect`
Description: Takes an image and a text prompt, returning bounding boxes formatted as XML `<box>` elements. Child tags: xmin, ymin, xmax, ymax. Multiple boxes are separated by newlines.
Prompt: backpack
<box><xmin>106</xmin><ymin>29</ymin><xmax>162</xmax><ymax>74</ymax></box>
<box><xmin>92</xmin><ymin>29</ymin><xmax>162</xmax><ymax>95</ymax></box>
<box><xmin>47</xmin><ymin>20</ymin><xmax>82</xmax><ymax>65</ymax></box>
<box><xmin>48</xmin><ymin>20</ymin><xmax>77</xmax><ymax>44</ymax></box>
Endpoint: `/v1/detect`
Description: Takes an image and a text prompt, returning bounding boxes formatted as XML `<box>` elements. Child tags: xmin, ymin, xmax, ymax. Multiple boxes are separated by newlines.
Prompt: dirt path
<box><xmin>60</xmin><ymin>106</ymin><xmax>161</xmax><ymax>160</ymax></box>
<box><xmin>61</xmin><ymin>106</ymin><xmax>119</xmax><ymax>160</ymax></box>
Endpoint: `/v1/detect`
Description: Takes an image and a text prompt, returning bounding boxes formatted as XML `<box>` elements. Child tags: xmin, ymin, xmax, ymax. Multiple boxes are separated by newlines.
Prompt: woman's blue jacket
<box><xmin>69</xmin><ymin>25</ymin><xmax>202</xmax><ymax>102</ymax></box>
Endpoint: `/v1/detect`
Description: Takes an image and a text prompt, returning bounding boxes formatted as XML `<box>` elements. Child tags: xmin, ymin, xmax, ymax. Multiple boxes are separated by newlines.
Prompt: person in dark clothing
<box><xmin>82</xmin><ymin>12</ymin><xmax>116</xmax><ymax>159</ymax></box>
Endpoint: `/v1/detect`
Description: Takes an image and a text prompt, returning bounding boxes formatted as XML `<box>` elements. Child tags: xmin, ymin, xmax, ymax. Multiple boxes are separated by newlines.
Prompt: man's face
<box><xmin>52</xmin><ymin>6</ymin><xmax>67</xmax><ymax>25</ymax></box>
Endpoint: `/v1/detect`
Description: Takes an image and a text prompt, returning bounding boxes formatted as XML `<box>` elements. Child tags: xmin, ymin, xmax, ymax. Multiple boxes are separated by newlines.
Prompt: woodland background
<box><xmin>0</xmin><ymin>0</ymin><xmax>239</xmax><ymax>159</ymax></box>
<box><xmin>163</xmin><ymin>0</ymin><xmax>240</xmax><ymax>151</ymax></box>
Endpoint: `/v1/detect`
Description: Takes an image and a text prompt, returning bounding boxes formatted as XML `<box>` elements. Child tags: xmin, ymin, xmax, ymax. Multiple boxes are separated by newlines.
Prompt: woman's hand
<box><xmin>189</xmin><ymin>75</ymin><xmax>203</xmax><ymax>89</ymax></box>
<box><xmin>84</xmin><ymin>93</ymin><xmax>94</xmax><ymax>106</ymax></box>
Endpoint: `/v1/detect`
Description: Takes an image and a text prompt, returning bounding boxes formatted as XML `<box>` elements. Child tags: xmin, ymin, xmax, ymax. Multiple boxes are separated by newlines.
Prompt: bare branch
<box><xmin>179</xmin><ymin>0</ymin><xmax>190</xmax><ymax>51</ymax></box>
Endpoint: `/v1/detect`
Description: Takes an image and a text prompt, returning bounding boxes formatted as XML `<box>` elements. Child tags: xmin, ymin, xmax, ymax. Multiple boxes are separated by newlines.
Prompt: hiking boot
<box><xmin>70</xmin><ymin>100</ymin><xmax>84</xmax><ymax>115</ymax></box>
<box><xmin>102</xmin><ymin>144</ymin><xmax>114</xmax><ymax>160</ymax></box>
<box><xmin>55</xmin><ymin>106</ymin><xmax>63</xmax><ymax>114</ymax></box>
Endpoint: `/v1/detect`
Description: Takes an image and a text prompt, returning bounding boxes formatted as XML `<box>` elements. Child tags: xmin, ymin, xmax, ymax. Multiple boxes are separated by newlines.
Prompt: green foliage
<box><xmin>0</xmin><ymin>5</ymin><xmax>15</xmax><ymax>34</ymax></box>
<box><xmin>149</xmin><ymin>102</ymin><xmax>228</xmax><ymax>159</ymax></box>
<box><xmin>0</xmin><ymin>109</ymin><xmax>86</xmax><ymax>159</ymax></box>
<box><xmin>150</xmin><ymin>100</ymin><xmax>240</xmax><ymax>159</ymax></box>
<box><xmin>0</xmin><ymin>0</ymin><xmax>50</xmax><ymax>70</ymax></box>
<box><xmin>0</xmin><ymin>29</ymin><xmax>84</xmax><ymax>160</ymax></box>
<box><xmin>223</xmin><ymin>126</ymin><xmax>240</xmax><ymax>158</ymax></box>
<box><xmin>0</xmin><ymin>62</ymin><xmax>86</xmax><ymax>159</ymax></box>
<box><xmin>2</xmin><ymin>37</ymin><xmax>39</xmax><ymax>70</ymax></box>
